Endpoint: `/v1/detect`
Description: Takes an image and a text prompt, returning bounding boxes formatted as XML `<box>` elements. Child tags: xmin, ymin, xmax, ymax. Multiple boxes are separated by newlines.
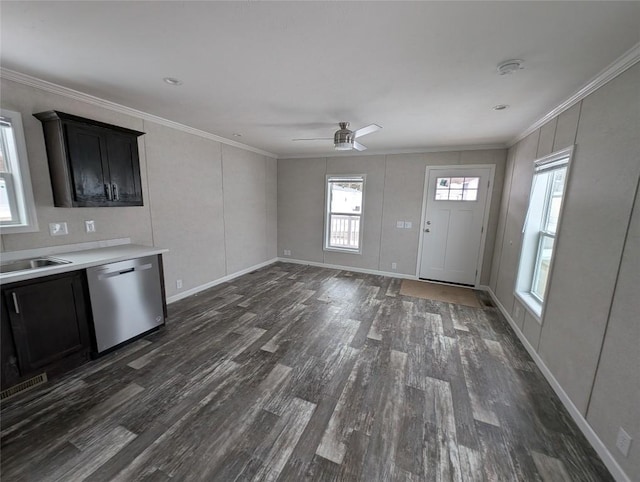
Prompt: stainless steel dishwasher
<box><xmin>86</xmin><ymin>255</ymin><xmax>165</xmax><ymax>353</ymax></box>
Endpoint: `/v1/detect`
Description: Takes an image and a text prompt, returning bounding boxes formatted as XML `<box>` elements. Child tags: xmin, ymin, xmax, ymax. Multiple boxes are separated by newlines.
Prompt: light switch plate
<box><xmin>85</xmin><ymin>220</ymin><xmax>96</xmax><ymax>233</ymax></box>
<box><xmin>404</xmin><ymin>221</ymin><xmax>412</xmax><ymax>229</ymax></box>
<box><xmin>49</xmin><ymin>222</ymin><xmax>68</xmax><ymax>236</ymax></box>
<box><xmin>396</xmin><ymin>221</ymin><xmax>404</xmax><ymax>228</ymax></box>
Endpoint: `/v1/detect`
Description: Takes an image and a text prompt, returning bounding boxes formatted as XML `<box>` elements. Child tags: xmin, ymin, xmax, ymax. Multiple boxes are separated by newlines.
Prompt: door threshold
<box><xmin>418</xmin><ymin>278</ymin><xmax>475</xmax><ymax>288</ymax></box>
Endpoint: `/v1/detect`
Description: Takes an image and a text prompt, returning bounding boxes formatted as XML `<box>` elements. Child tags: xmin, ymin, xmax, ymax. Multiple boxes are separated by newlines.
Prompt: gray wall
<box><xmin>0</xmin><ymin>78</ymin><xmax>277</xmax><ymax>300</ymax></box>
<box><xmin>278</xmin><ymin>149</ymin><xmax>506</xmax><ymax>284</ymax></box>
<box><xmin>489</xmin><ymin>63</ymin><xmax>640</xmax><ymax>479</ymax></box>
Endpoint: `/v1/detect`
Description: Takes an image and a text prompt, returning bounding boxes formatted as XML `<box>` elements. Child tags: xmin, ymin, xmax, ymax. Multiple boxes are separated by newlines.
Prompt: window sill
<box><xmin>323</xmin><ymin>246</ymin><xmax>362</xmax><ymax>255</ymax></box>
<box><xmin>0</xmin><ymin>223</ymin><xmax>40</xmax><ymax>234</ymax></box>
<box><xmin>514</xmin><ymin>290</ymin><xmax>543</xmax><ymax>324</ymax></box>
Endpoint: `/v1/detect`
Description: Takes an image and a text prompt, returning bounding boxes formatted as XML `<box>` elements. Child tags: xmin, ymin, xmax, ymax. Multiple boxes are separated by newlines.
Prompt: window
<box><xmin>324</xmin><ymin>176</ymin><xmax>364</xmax><ymax>253</ymax></box>
<box><xmin>0</xmin><ymin>109</ymin><xmax>38</xmax><ymax>233</ymax></box>
<box><xmin>435</xmin><ymin>176</ymin><xmax>479</xmax><ymax>201</ymax></box>
<box><xmin>515</xmin><ymin>147</ymin><xmax>572</xmax><ymax>319</ymax></box>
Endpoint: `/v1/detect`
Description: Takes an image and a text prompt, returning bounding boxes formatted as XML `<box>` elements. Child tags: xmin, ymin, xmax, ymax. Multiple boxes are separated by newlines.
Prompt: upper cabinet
<box><xmin>34</xmin><ymin>111</ymin><xmax>145</xmax><ymax>207</ymax></box>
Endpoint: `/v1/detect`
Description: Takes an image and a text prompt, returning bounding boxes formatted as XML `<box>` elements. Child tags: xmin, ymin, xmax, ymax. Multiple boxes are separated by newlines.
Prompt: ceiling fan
<box><xmin>293</xmin><ymin>122</ymin><xmax>382</xmax><ymax>151</ymax></box>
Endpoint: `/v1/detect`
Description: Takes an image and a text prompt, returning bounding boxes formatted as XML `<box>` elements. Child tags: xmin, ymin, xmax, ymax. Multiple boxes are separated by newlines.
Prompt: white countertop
<box><xmin>0</xmin><ymin>244</ymin><xmax>168</xmax><ymax>284</ymax></box>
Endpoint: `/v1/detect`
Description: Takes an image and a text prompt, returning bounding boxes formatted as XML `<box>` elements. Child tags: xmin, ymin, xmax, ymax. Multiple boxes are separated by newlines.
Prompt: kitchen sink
<box><xmin>0</xmin><ymin>257</ymin><xmax>71</xmax><ymax>274</ymax></box>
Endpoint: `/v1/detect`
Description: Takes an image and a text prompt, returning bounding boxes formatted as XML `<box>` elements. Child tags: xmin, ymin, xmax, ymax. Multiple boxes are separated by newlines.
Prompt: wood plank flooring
<box><xmin>1</xmin><ymin>262</ymin><xmax>613</xmax><ymax>481</ymax></box>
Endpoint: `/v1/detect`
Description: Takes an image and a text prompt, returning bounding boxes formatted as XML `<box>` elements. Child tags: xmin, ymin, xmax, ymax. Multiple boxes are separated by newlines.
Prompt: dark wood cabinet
<box><xmin>1</xmin><ymin>272</ymin><xmax>91</xmax><ymax>390</ymax></box>
<box><xmin>34</xmin><ymin>111</ymin><xmax>145</xmax><ymax>207</ymax></box>
<box><xmin>1</xmin><ymin>300</ymin><xmax>21</xmax><ymax>390</ymax></box>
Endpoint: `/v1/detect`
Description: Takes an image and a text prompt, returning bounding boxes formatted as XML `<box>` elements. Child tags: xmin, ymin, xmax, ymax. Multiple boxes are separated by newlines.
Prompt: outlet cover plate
<box><xmin>49</xmin><ymin>222</ymin><xmax>68</xmax><ymax>236</ymax></box>
<box><xmin>616</xmin><ymin>427</ymin><xmax>632</xmax><ymax>457</ymax></box>
<box><xmin>85</xmin><ymin>220</ymin><xmax>96</xmax><ymax>233</ymax></box>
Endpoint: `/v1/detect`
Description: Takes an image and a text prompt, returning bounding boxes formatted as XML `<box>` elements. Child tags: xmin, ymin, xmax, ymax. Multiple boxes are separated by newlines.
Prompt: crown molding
<box><xmin>0</xmin><ymin>68</ymin><xmax>278</xmax><ymax>158</ymax></box>
<box><xmin>277</xmin><ymin>144</ymin><xmax>507</xmax><ymax>160</ymax></box>
<box><xmin>508</xmin><ymin>42</ymin><xmax>640</xmax><ymax>147</ymax></box>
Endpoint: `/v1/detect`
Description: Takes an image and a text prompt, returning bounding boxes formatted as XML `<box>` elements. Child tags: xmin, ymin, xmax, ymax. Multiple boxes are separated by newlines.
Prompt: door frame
<box><xmin>416</xmin><ymin>163</ymin><xmax>495</xmax><ymax>287</ymax></box>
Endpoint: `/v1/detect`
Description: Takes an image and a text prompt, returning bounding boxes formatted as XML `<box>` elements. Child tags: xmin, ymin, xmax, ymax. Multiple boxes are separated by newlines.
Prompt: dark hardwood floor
<box><xmin>1</xmin><ymin>262</ymin><xmax>612</xmax><ymax>481</ymax></box>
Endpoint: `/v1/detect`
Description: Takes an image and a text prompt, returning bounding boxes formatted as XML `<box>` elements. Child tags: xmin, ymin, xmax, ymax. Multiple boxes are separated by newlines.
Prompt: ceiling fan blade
<box><xmin>292</xmin><ymin>138</ymin><xmax>332</xmax><ymax>141</ymax></box>
<box><xmin>353</xmin><ymin>141</ymin><xmax>367</xmax><ymax>151</ymax></box>
<box><xmin>353</xmin><ymin>124</ymin><xmax>382</xmax><ymax>138</ymax></box>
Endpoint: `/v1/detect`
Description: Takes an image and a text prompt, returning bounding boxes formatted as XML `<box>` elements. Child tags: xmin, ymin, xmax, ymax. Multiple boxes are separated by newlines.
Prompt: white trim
<box><xmin>323</xmin><ymin>174</ymin><xmax>366</xmax><ymax>255</ymax></box>
<box><xmin>0</xmin><ymin>108</ymin><xmax>39</xmax><ymax>233</ymax></box>
<box><xmin>166</xmin><ymin>257</ymin><xmax>278</xmax><ymax>304</ymax></box>
<box><xmin>277</xmin><ymin>144</ymin><xmax>507</xmax><ymax>160</ymax></box>
<box><xmin>514</xmin><ymin>145</ymin><xmax>575</xmax><ymax>326</ymax></box>
<box><xmin>416</xmin><ymin>164</ymin><xmax>495</xmax><ymax>286</ymax></box>
<box><xmin>278</xmin><ymin>257</ymin><xmax>418</xmax><ymax>280</ymax></box>
<box><xmin>486</xmin><ymin>287</ymin><xmax>631</xmax><ymax>482</ymax></box>
<box><xmin>534</xmin><ymin>145</ymin><xmax>574</xmax><ymax>172</ymax></box>
<box><xmin>0</xmin><ymin>68</ymin><xmax>277</xmax><ymax>159</ymax></box>
<box><xmin>509</xmin><ymin>42</ymin><xmax>640</xmax><ymax>147</ymax></box>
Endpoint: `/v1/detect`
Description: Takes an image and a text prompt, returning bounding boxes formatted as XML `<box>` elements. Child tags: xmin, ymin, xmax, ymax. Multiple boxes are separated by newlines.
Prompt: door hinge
<box><xmin>481</xmin><ymin>226</ymin><xmax>484</xmax><ymax>233</ymax></box>
<box><xmin>488</xmin><ymin>180</ymin><xmax>490</xmax><ymax>188</ymax></box>
<box><xmin>475</xmin><ymin>269</ymin><xmax>478</xmax><ymax>277</ymax></box>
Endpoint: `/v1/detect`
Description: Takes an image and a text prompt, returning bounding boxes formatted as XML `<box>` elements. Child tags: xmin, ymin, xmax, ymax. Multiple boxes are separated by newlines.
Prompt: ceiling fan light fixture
<box><xmin>334</xmin><ymin>121</ymin><xmax>355</xmax><ymax>150</ymax></box>
<box><xmin>334</xmin><ymin>142</ymin><xmax>353</xmax><ymax>151</ymax></box>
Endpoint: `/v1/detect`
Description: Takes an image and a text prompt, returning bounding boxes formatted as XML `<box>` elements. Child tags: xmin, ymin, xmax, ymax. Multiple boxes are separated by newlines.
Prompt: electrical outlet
<box><xmin>49</xmin><ymin>222</ymin><xmax>68</xmax><ymax>236</ymax></box>
<box><xmin>85</xmin><ymin>220</ymin><xmax>96</xmax><ymax>233</ymax></box>
<box><xmin>396</xmin><ymin>221</ymin><xmax>404</xmax><ymax>228</ymax></box>
<box><xmin>391</xmin><ymin>262</ymin><xmax>397</xmax><ymax>270</ymax></box>
<box><xmin>283</xmin><ymin>249</ymin><xmax>291</xmax><ymax>256</ymax></box>
<box><xmin>176</xmin><ymin>279</ymin><xmax>183</xmax><ymax>290</ymax></box>
<box><xmin>616</xmin><ymin>427</ymin><xmax>632</xmax><ymax>457</ymax></box>
<box><xmin>404</xmin><ymin>221</ymin><xmax>412</xmax><ymax>229</ymax></box>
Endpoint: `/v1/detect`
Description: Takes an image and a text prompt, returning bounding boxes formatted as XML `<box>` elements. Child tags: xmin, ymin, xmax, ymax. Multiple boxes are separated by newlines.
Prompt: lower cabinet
<box><xmin>1</xmin><ymin>271</ymin><xmax>91</xmax><ymax>391</ymax></box>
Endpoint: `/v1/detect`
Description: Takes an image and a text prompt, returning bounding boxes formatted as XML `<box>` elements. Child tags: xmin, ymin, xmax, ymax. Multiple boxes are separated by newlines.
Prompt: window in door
<box><xmin>435</xmin><ymin>177</ymin><xmax>480</xmax><ymax>201</ymax></box>
<box><xmin>324</xmin><ymin>176</ymin><xmax>365</xmax><ymax>253</ymax></box>
<box><xmin>515</xmin><ymin>147</ymin><xmax>572</xmax><ymax>319</ymax></box>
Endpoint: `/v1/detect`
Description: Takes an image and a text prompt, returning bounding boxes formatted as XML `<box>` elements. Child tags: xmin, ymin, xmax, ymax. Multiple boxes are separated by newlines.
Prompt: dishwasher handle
<box><xmin>97</xmin><ymin>263</ymin><xmax>153</xmax><ymax>280</ymax></box>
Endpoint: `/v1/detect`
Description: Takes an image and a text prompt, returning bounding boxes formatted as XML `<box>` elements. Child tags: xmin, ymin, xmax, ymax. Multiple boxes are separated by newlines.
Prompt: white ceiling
<box><xmin>1</xmin><ymin>1</ymin><xmax>639</xmax><ymax>157</ymax></box>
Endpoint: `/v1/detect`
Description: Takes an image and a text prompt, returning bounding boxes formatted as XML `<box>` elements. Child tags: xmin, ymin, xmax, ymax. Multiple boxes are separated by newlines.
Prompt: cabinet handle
<box><xmin>112</xmin><ymin>183</ymin><xmax>119</xmax><ymax>201</ymax></box>
<box><xmin>104</xmin><ymin>183</ymin><xmax>113</xmax><ymax>200</ymax></box>
<box><xmin>12</xmin><ymin>292</ymin><xmax>20</xmax><ymax>314</ymax></box>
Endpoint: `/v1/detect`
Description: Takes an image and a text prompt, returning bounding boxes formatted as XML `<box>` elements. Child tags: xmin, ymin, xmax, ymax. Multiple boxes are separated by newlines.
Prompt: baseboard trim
<box><xmin>166</xmin><ymin>258</ymin><xmax>278</xmax><ymax>304</ymax></box>
<box><xmin>277</xmin><ymin>257</ymin><xmax>419</xmax><ymax>280</ymax></box>
<box><xmin>486</xmin><ymin>288</ymin><xmax>630</xmax><ymax>482</ymax></box>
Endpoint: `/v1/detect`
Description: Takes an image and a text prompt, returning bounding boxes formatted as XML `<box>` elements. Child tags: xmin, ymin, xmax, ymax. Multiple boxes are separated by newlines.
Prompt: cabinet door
<box><xmin>64</xmin><ymin>123</ymin><xmax>111</xmax><ymax>205</ymax></box>
<box><xmin>106</xmin><ymin>132</ymin><xmax>143</xmax><ymax>206</ymax></box>
<box><xmin>4</xmin><ymin>273</ymin><xmax>91</xmax><ymax>375</ymax></box>
<box><xmin>1</xmin><ymin>300</ymin><xmax>21</xmax><ymax>390</ymax></box>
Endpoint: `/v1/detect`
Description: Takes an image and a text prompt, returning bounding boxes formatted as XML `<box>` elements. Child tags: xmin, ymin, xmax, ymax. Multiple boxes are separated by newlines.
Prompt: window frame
<box><xmin>0</xmin><ymin>108</ymin><xmax>39</xmax><ymax>233</ymax></box>
<box><xmin>434</xmin><ymin>176</ymin><xmax>481</xmax><ymax>201</ymax></box>
<box><xmin>323</xmin><ymin>174</ymin><xmax>366</xmax><ymax>254</ymax></box>
<box><xmin>514</xmin><ymin>146</ymin><xmax>573</xmax><ymax>322</ymax></box>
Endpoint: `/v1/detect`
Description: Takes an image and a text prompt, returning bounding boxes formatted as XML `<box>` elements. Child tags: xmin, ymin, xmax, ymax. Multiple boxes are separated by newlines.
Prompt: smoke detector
<box><xmin>497</xmin><ymin>59</ymin><xmax>524</xmax><ymax>75</ymax></box>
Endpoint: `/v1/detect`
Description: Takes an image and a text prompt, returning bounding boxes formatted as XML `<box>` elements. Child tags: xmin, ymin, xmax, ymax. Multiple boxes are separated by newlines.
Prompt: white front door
<box><xmin>419</xmin><ymin>166</ymin><xmax>492</xmax><ymax>285</ymax></box>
